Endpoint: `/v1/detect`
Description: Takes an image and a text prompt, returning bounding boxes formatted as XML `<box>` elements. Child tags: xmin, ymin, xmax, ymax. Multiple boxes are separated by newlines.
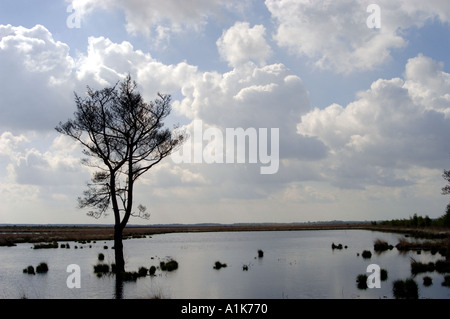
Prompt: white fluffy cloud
<box><xmin>1</xmin><ymin>21</ymin><xmax>449</xmax><ymax>223</ymax></box>
<box><xmin>0</xmin><ymin>132</ymin><xmax>89</xmax><ymax>187</ymax></box>
<box><xmin>217</xmin><ymin>22</ymin><xmax>272</xmax><ymax>67</ymax></box>
<box><xmin>0</xmin><ymin>24</ymin><xmax>320</xmax><ymax>213</ymax></box>
<box><xmin>69</xmin><ymin>0</ymin><xmax>247</xmax><ymax>39</ymax></box>
<box><xmin>297</xmin><ymin>54</ymin><xmax>450</xmax><ymax>188</ymax></box>
<box><xmin>265</xmin><ymin>0</ymin><xmax>450</xmax><ymax>73</ymax></box>
<box><xmin>0</xmin><ymin>24</ymin><xmax>199</xmax><ymax>132</ymax></box>
<box><xmin>174</xmin><ymin>60</ymin><xmax>328</xmax><ymax>162</ymax></box>
<box><xmin>0</xmin><ymin>24</ymin><xmax>76</xmax><ymax>131</ymax></box>
<box><xmin>75</xmin><ymin>36</ymin><xmax>198</xmax><ymax>100</ymax></box>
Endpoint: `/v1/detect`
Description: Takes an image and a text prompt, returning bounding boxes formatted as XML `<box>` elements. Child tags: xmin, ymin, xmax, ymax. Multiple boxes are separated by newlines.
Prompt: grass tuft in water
<box><xmin>356</xmin><ymin>274</ymin><xmax>368</xmax><ymax>290</ymax></box>
<box><xmin>393</xmin><ymin>279</ymin><xmax>419</xmax><ymax>299</ymax></box>
<box><xmin>36</xmin><ymin>262</ymin><xmax>49</xmax><ymax>273</ymax></box>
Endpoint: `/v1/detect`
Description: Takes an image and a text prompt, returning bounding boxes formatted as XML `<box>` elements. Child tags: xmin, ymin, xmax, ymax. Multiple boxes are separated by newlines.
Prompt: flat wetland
<box><xmin>1</xmin><ymin>223</ymin><xmax>449</xmax><ymax>246</ymax></box>
<box><xmin>0</xmin><ymin>223</ymin><xmax>391</xmax><ymax>246</ymax></box>
<box><xmin>1</xmin><ymin>223</ymin><xmax>450</xmax><ymax>299</ymax></box>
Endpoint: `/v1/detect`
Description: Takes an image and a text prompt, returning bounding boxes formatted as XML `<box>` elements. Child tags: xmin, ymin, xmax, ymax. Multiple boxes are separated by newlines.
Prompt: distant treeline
<box><xmin>376</xmin><ymin>207</ymin><xmax>450</xmax><ymax>228</ymax></box>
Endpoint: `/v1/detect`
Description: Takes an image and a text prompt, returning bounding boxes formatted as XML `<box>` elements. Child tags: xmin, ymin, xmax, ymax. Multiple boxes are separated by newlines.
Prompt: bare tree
<box><xmin>441</xmin><ymin>169</ymin><xmax>450</xmax><ymax>227</ymax></box>
<box><xmin>56</xmin><ymin>75</ymin><xmax>186</xmax><ymax>274</ymax></box>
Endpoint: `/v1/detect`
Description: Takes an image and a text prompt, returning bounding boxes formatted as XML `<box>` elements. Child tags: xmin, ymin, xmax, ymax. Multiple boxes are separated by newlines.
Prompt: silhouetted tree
<box><xmin>441</xmin><ymin>169</ymin><xmax>450</xmax><ymax>227</ymax></box>
<box><xmin>56</xmin><ymin>75</ymin><xmax>186</xmax><ymax>274</ymax></box>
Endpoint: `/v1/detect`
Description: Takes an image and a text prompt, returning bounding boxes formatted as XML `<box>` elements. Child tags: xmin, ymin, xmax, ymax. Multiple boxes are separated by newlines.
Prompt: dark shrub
<box><xmin>423</xmin><ymin>276</ymin><xmax>433</xmax><ymax>287</ymax></box>
<box><xmin>393</xmin><ymin>280</ymin><xmax>405</xmax><ymax>298</ymax></box>
<box><xmin>93</xmin><ymin>263</ymin><xmax>110</xmax><ymax>273</ymax></box>
<box><xmin>380</xmin><ymin>269</ymin><xmax>388</xmax><ymax>281</ymax></box>
<box><xmin>98</xmin><ymin>253</ymin><xmax>105</xmax><ymax>261</ymax></box>
<box><xmin>33</xmin><ymin>242</ymin><xmax>58</xmax><ymax>249</ymax></box>
<box><xmin>258</xmin><ymin>250</ymin><xmax>264</xmax><ymax>258</ymax></box>
<box><xmin>213</xmin><ymin>261</ymin><xmax>227</xmax><ymax>270</ymax></box>
<box><xmin>23</xmin><ymin>265</ymin><xmax>35</xmax><ymax>275</ymax></box>
<box><xmin>160</xmin><ymin>259</ymin><xmax>178</xmax><ymax>271</ymax></box>
<box><xmin>374</xmin><ymin>239</ymin><xmax>390</xmax><ymax>252</ymax></box>
<box><xmin>411</xmin><ymin>260</ymin><xmax>435</xmax><ymax>275</ymax></box>
<box><xmin>119</xmin><ymin>271</ymin><xmax>138</xmax><ymax>281</ymax></box>
<box><xmin>438</xmin><ymin>247</ymin><xmax>448</xmax><ymax>258</ymax></box>
<box><xmin>138</xmin><ymin>267</ymin><xmax>148</xmax><ymax>277</ymax></box>
<box><xmin>149</xmin><ymin>265</ymin><xmax>156</xmax><ymax>276</ymax></box>
<box><xmin>393</xmin><ymin>279</ymin><xmax>418</xmax><ymax>299</ymax></box>
<box><xmin>404</xmin><ymin>279</ymin><xmax>419</xmax><ymax>299</ymax></box>
<box><xmin>356</xmin><ymin>274</ymin><xmax>368</xmax><ymax>290</ymax></box>
<box><xmin>361</xmin><ymin>250</ymin><xmax>372</xmax><ymax>259</ymax></box>
<box><xmin>435</xmin><ymin>260</ymin><xmax>450</xmax><ymax>273</ymax></box>
<box><xmin>36</xmin><ymin>262</ymin><xmax>48</xmax><ymax>273</ymax></box>
<box><xmin>442</xmin><ymin>275</ymin><xmax>450</xmax><ymax>287</ymax></box>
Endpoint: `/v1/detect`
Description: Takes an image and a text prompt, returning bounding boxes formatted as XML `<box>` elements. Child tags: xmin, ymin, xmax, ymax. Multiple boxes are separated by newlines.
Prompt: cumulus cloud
<box><xmin>1</xmin><ymin>22</ymin><xmax>448</xmax><ymax>223</ymax></box>
<box><xmin>0</xmin><ymin>24</ymin><xmax>76</xmax><ymax>131</ymax></box>
<box><xmin>75</xmin><ymin>36</ymin><xmax>198</xmax><ymax>100</ymax></box>
<box><xmin>69</xmin><ymin>0</ymin><xmax>247</xmax><ymax>40</ymax></box>
<box><xmin>297</xmin><ymin>54</ymin><xmax>450</xmax><ymax>188</ymax></box>
<box><xmin>0</xmin><ymin>132</ymin><xmax>89</xmax><ymax>187</ymax></box>
<box><xmin>174</xmin><ymin>61</ymin><xmax>328</xmax><ymax>162</ymax></box>
<box><xmin>217</xmin><ymin>22</ymin><xmax>272</xmax><ymax>67</ymax></box>
<box><xmin>0</xmin><ymin>24</ymin><xmax>322</xmax><ymax>213</ymax></box>
<box><xmin>0</xmin><ymin>24</ymin><xmax>199</xmax><ymax>133</ymax></box>
<box><xmin>0</xmin><ymin>132</ymin><xmax>29</xmax><ymax>159</ymax></box>
<box><xmin>265</xmin><ymin>0</ymin><xmax>450</xmax><ymax>73</ymax></box>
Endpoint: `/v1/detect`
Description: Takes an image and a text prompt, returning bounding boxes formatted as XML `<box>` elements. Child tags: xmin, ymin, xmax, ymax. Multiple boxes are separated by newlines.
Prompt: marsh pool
<box><xmin>0</xmin><ymin>229</ymin><xmax>449</xmax><ymax>299</ymax></box>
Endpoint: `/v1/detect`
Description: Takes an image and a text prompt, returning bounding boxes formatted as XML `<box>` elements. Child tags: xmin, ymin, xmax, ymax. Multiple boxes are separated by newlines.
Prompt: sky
<box><xmin>0</xmin><ymin>0</ymin><xmax>450</xmax><ymax>225</ymax></box>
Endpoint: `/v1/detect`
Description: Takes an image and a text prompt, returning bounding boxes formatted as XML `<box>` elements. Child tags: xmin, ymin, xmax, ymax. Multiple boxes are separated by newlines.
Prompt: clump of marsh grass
<box><xmin>160</xmin><ymin>259</ymin><xmax>178</xmax><ymax>272</ymax></box>
<box><xmin>410</xmin><ymin>258</ymin><xmax>435</xmax><ymax>275</ymax></box>
<box><xmin>393</xmin><ymin>279</ymin><xmax>419</xmax><ymax>299</ymax></box>
<box><xmin>93</xmin><ymin>263</ymin><xmax>110</xmax><ymax>274</ymax></box>
<box><xmin>36</xmin><ymin>262</ymin><xmax>48</xmax><ymax>273</ymax></box>
<box><xmin>361</xmin><ymin>250</ymin><xmax>372</xmax><ymax>259</ymax></box>
<box><xmin>423</xmin><ymin>276</ymin><xmax>433</xmax><ymax>287</ymax></box>
<box><xmin>24</xmin><ymin>263</ymin><xmax>48</xmax><ymax>274</ymax></box>
<box><xmin>331</xmin><ymin>243</ymin><xmax>343</xmax><ymax>250</ymax></box>
<box><xmin>118</xmin><ymin>271</ymin><xmax>139</xmax><ymax>281</ymax></box>
<box><xmin>33</xmin><ymin>242</ymin><xmax>58</xmax><ymax>249</ymax></box>
<box><xmin>117</xmin><ymin>267</ymin><xmax>151</xmax><ymax>281</ymax></box>
<box><xmin>442</xmin><ymin>275</ymin><xmax>450</xmax><ymax>287</ymax></box>
<box><xmin>138</xmin><ymin>267</ymin><xmax>148</xmax><ymax>277</ymax></box>
<box><xmin>213</xmin><ymin>261</ymin><xmax>227</xmax><ymax>270</ymax></box>
<box><xmin>356</xmin><ymin>274</ymin><xmax>368</xmax><ymax>290</ymax></box>
<box><xmin>373</xmin><ymin>239</ymin><xmax>394</xmax><ymax>252</ymax></box>
<box><xmin>23</xmin><ymin>265</ymin><xmax>35</xmax><ymax>275</ymax></box>
<box><xmin>435</xmin><ymin>260</ymin><xmax>450</xmax><ymax>273</ymax></box>
<box><xmin>380</xmin><ymin>268</ymin><xmax>388</xmax><ymax>281</ymax></box>
<box><xmin>409</xmin><ymin>258</ymin><xmax>450</xmax><ymax>275</ymax></box>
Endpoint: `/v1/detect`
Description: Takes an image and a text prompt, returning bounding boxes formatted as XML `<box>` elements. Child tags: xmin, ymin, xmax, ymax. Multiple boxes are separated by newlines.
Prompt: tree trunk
<box><xmin>114</xmin><ymin>225</ymin><xmax>125</xmax><ymax>274</ymax></box>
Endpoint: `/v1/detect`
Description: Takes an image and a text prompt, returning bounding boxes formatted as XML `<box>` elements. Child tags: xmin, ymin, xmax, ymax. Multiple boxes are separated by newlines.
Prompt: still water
<box><xmin>1</xmin><ymin>229</ymin><xmax>449</xmax><ymax>299</ymax></box>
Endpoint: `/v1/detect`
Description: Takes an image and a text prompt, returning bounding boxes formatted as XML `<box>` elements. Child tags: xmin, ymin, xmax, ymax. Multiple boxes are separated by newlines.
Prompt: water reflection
<box><xmin>115</xmin><ymin>277</ymin><xmax>123</xmax><ymax>299</ymax></box>
<box><xmin>0</xmin><ymin>230</ymin><xmax>449</xmax><ymax>299</ymax></box>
